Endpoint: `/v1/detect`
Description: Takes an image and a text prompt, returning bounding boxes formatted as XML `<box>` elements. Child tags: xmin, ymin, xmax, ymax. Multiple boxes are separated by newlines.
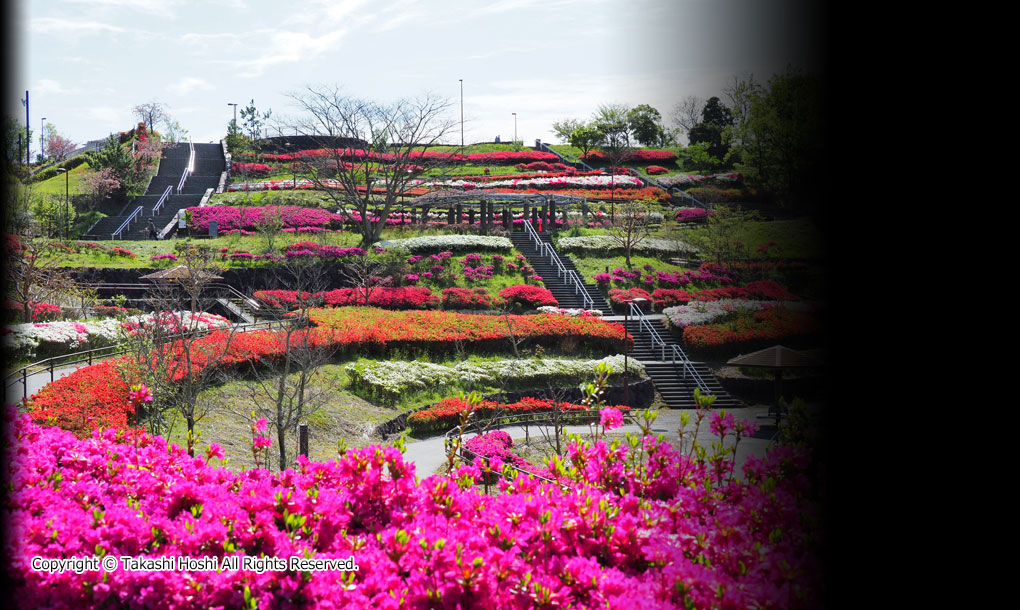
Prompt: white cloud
<box><xmin>34</xmin><ymin>79</ymin><xmax>68</xmax><ymax>94</ymax></box>
<box><xmin>31</xmin><ymin>17</ymin><xmax>125</xmax><ymax>34</ymax></box>
<box><xmin>233</xmin><ymin>29</ymin><xmax>351</xmax><ymax>77</ymax></box>
<box><xmin>167</xmin><ymin>77</ymin><xmax>214</xmax><ymax>96</ymax></box>
<box><xmin>63</xmin><ymin>0</ymin><xmax>182</xmax><ymax>18</ymax></box>
<box><xmin>84</xmin><ymin>106</ymin><xmax>125</xmax><ymax>125</ymax></box>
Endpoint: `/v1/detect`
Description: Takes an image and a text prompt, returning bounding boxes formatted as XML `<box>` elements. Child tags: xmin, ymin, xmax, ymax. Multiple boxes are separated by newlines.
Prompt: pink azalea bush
<box><xmin>4</xmin><ymin>405</ymin><xmax>821</xmax><ymax>609</ymax></box>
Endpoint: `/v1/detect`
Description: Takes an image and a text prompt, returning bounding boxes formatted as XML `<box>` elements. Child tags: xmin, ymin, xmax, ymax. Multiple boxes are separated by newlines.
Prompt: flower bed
<box><xmin>536</xmin><ymin>306</ymin><xmax>603</xmax><ymax>317</ymax></box>
<box><xmin>27</xmin><ymin>309</ymin><xmax>629</xmax><ymax>436</ymax></box>
<box><xmin>558</xmin><ymin>235</ymin><xmax>697</xmax><ymax>256</ymax></box>
<box><xmin>320</xmin><ymin>287</ymin><xmax>440</xmax><ymax>310</ymax></box>
<box><xmin>441</xmin><ymin>287</ymin><xmax>493</xmax><ymax>310</ymax></box>
<box><xmin>498</xmin><ymin>284</ymin><xmax>558</xmax><ymax>309</ymax></box>
<box><xmin>3</xmin><ymin>407</ymin><xmax>821</xmax><ymax>609</ymax></box>
<box><xmin>581</xmin><ymin>149</ymin><xmax>677</xmax><ymax>163</ymax></box>
<box><xmin>186</xmin><ymin>205</ymin><xmax>341</xmax><ymax>232</ymax></box>
<box><xmin>4</xmin><ymin>318</ymin><xmax>126</xmax><ymax>360</ymax></box>
<box><xmin>346</xmin><ymin>355</ymin><xmax>641</xmax><ymax>403</ymax></box>
<box><xmin>652</xmin><ymin>281</ymin><xmax>799</xmax><ymax>310</ymax></box>
<box><xmin>681</xmin><ymin>307</ymin><xmax>824</xmax><ymax>357</ymax></box>
<box><xmin>4</xmin><ymin>300</ymin><xmax>62</xmax><ymax>323</ymax></box>
<box><xmin>376</xmin><ymin>235</ymin><xmax>513</xmax><ymax>254</ymax></box>
<box><xmin>407</xmin><ymin>395</ymin><xmax>631</xmax><ymax>435</ymax></box>
<box><xmin>663</xmin><ymin>299</ymin><xmax>775</xmax><ymax>330</ymax></box>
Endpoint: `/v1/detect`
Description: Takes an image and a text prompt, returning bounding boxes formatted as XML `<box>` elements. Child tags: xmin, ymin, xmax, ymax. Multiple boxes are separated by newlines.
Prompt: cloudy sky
<box><xmin>8</xmin><ymin>0</ymin><xmax>823</xmax><ymax>148</ymax></box>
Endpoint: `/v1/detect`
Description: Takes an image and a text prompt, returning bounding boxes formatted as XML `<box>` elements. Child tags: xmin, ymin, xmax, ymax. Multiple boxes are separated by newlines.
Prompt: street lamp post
<box><xmin>512</xmin><ymin>112</ymin><xmax>517</xmax><ymax>144</ymax></box>
<box><xmin>623</xmin><ymin>297</ymin><xmax>648</xmax><ymax>406</ymax></box>
<box><xmin>227</xmin><ymin>103</ymin><xmax>238</xmax><ymax>127</ymax></box>
<box><xmin>40</xmin><ymin>118</ymin><xmax>46</xmax><ymax>161</ymax></box>
<box><xmin>459</xmin><ymin>79</ymin><xmax>464</xmax><ymax>148</ymax></box>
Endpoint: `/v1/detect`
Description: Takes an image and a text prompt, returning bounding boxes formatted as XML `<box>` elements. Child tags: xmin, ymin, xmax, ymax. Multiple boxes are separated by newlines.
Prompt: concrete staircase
<box><xmin>509</xmin><ymin>230</ymin><xmax>610</xmax><ymax>313</ymax></box>
<box><xmin>511</xmin><ymin>225</ymin><xmax>739</xmax><ymax>409</ymax></box>
<box><xmin>83</xmin><ymin>142</ymin><xmax>224</xmax><ymax>240</ymax></box>
<box><xmin>621</xmin><ymin>317</ymin><xmax>742</xmax><ymax>409</ymax></box>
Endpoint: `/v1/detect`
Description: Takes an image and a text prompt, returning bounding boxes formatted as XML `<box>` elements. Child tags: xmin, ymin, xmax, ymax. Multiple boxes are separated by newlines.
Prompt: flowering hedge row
<box><xmin>441</xmin><ymin>287</ymin><xmax>493</xmax><ymax>309</ymax></box>
<box><xmin>581</xmin><ymin>149</ymin><xmax>677</xmax><ymax>163</ymax></box>
<box><xmin>5</xmin><ymin>406</ymin><xmax>820</xmax><ymax>609</ymax></box>
<box><xmin>559</xmin><ymin>236</ymin><xmax>696</xmax><ymax>257</ymax></box>
<box><xmin>346</xmin><ymin>355</ymin><xmax>640</xmax><ymax>403</ymax></box>
<box><xmin>234</xmin><ymin>148</ymin><xmax>559</xmax><ymax>165</ymax></box>
<box><xmin>375</xmin><ymin>235</ymin><xmax>513</xmax><ymax>254</ymax></box>
<box><xmin>407</xmin><ymin>395</ymin><xmax>631</xmax><ymax>435</ymax></box>
<box><xmin>681</xmin><ymin>307</ymin><xmax>823</xmax><ymax>356</ymax></box>
<box><xmin>4</xmin><ymin>300</ymin><xmax>62</xmax><ymax>323</ymax></box>
<box><xmin>186</xmin><ymin>206</ymin><xmax>341</xmax><ymax>232</ymax></box>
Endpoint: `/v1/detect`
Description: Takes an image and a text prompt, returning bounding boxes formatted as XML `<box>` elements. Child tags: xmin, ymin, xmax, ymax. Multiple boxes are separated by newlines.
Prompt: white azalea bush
<box><xmin>376</xmin><ymin>235</ymin><xmax>513</xmax><ymax>253</ymax></box>
<box><xmin>345</xmin><ymin>355</ymin><xmax>643</xmax><ymax>402</ymax></box>
<box><xmin>557</xmin><ymin>235</ymin><xmax>697</xmax><ymax>256</ymax></box>
<box><xmin>662</xmin><ymin>299</ymin><xmax>813</xmax><ymax>329</ymax></box>
<box><xmin>4</xmin><ymin>318</ymin><xmax>126</xmax><ymax>361</ymax></box>
<box><xmin>4</xmin><ymin>310</ymin><xmax>232</xmax><ymax>362</ymax></box>
<box><xmin>416</xmin><ymin>175</ymin><xmax>646</xmax><ymax>190</ymax></box>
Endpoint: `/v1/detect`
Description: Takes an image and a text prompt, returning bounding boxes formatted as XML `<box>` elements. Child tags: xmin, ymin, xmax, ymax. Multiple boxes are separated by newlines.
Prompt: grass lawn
<box><xmin>33</xmin><ymin>162</ymin><xmax>92</xmax><ymax>195</ymax></box>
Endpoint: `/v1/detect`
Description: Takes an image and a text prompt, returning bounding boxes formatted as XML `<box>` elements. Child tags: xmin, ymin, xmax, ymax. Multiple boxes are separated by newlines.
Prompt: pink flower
<box><xmin>128</xmin><ymin>384</ymin><xmax>153</xmax><ymax>405</ymax></box>
<box><xmin>253</xmin><ymin>435</ymin><xmax>272</xmax><ymax>449</ymax></box>
<box><xmin>254</xmin><ymin>417</ymin><xmax>268</xmax><ymax>433</ymax></box>
<box><xmin>600</xmin><ymin>407</ymin><xmax>623</xmax><ymax>430</ymax></box>
<box><xmin>205</xmin><ymin>443</ymin><xmax>224</xmax><ymax>461</ymax></box>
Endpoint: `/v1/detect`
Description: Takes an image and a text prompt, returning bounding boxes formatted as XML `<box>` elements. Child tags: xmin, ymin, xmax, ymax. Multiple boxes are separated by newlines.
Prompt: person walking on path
<box><xmin>147</xmin><ymin>218</ymin><xmax>157</xmax><ymax>240</ymax></box>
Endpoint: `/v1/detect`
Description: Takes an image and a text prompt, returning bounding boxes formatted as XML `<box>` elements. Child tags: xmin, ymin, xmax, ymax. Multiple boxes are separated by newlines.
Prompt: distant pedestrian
<box><xmin>495</xmin><ymin>135</ymin><xmax>501</xmax><ymax>143</ymax></box>
<box><xmin>147</xmin><ymin>218</ymin><xmax>157</xmax><ymax>240</ymax></box>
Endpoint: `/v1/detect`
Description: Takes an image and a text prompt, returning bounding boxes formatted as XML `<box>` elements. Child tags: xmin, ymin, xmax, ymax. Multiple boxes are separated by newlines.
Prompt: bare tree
<box><xmin>121</xmin><ymin>246</ymin><xmax>239</xmax><ymax>452</ymax></box>
<box><xmin>287</xmin><ymin>86</ymin><xmax>458</xmax><ymax>246</ymax></box>
<box><xmin>132</xmin><ymin>101</ymin><xmax>171</xmax><ymax>135</ymax></box>
<box><xmin>244</xmin><ymin>258</ymin><xmax>336</xmax><ymax>470</ymax></box>
<box><xmin>672</xmin><ymin>95</ymin><xmax>704</xmax><ymax>144</ymax></box>
<box><xmin>6</xmin><ymin>240</ymin><xmax>78</xmax><ymax>322</ymax></box>
<box><xmin>607</xmin><ymin>201</ymin><xmax>652</xmax><ymax>268</ymax></box>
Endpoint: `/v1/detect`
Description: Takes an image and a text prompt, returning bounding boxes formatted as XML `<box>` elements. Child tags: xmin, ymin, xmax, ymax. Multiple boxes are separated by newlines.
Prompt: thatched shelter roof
<box><xmin>139</xmin><ymin>265</ymin><xmax>223</xmax><ymax>282</ymax></box>
<box><xmin>726</xmin><ymin>345</ymin><xmax>824</xmax><ymax>369</ymax></box>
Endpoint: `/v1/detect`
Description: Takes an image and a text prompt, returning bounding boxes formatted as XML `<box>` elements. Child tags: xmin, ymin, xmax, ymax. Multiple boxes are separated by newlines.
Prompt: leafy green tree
<box><xmin>551</xmin><ymin>118</ymin><xmax>584</xmax><ymax>143</ymax></box>
<box><xmin>687</xmin><ymin>123</ymin><xmax>728</xmax><ymax>160</ymax></box>
<box><xmin>240</xmin><ymin>99</ymin><xmax>272</xmax><ymax>161</ymax></box>
<box><xmin>568</xmin><ymin>124</ymin><xmax>602</xmax><ymax>159</ymax></box>
<box><xmin>732</xmin><ymin>71</ymin><xmax>824</xmax><ymax>207</ymax></box>
<box><xmin>85</xmin><ymin>135</ymin><xmax>133</xmax><ymax>198</ymax></box>
<box><xmin>592</xmin><ymin>104</ymin><xmax>631</xmax><ymax>150</ymax></box>
<box><xmin>627</xmin><ymin>104</ymin><xmax>665</xmax><ymax>147</ymax></box>
<box><xmin>701</xmin><ymin>97</ymin><xmax>733</xmax><ymax>128</ymax></box>
<box><xmin>681</xmin><ymin>142</ymin><xmax>722</xmax><ymax>172</ymax></box>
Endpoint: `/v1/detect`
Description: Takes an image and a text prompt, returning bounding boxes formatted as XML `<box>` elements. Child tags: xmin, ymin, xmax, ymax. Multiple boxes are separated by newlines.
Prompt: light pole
<box><xmin>459</xmin><ymin>79</ymin><xmax>464</xmax><ymax>147</ymax></box>
<box><xmin>56</xmin><ymin>167</ymin><xmax>69</xmax><ymax>240</ymax></box>
<box><xmin>40</xmin><ymin>117</ymin><xmax>46</xmax><ymax>161</ymax></box>
<box><xmin>623</xmin><ymin>297</ymin><xmax>648</xmax><ymax>406</ymax></box>
<box><xmin>512</xmin><ymin>112</ymin><xmax>517</xmax><ymax>144</ymax></box>
<box><xmin>227</xmin><ymin>103</ymin><xmax>238</xmax><ymax>128</ymax></box>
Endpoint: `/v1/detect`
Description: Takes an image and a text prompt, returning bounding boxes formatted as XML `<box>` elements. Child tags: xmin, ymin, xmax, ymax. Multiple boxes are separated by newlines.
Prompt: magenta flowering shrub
<box><xmin>5</xmin><ymin>406</ymin><xmax>820</xmax><ymax>609</ymax></box>
<box><xmin>186</xmin><ymin>206</ymin><xmax>341</xmax><ymax>232</ymax></box>
<box><xmin>463</xmin><ymin>430</ymin><xmax>550</xmax><ymax>478</ymax></box>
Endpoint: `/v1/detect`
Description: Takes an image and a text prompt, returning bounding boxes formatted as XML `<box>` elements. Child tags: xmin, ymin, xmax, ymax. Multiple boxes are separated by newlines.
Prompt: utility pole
<box><xmin>459</xmin><ymin>79</ymin><xmax>464</xmax><ymax>147</ymax></box>
<box><xmin>22</xmin><ymin>90</ymin><xmax>29</xmax><ymax>165</ymax></box>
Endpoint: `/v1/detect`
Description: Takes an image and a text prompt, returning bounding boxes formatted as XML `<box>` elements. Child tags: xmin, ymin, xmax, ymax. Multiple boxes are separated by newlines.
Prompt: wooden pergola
<box><xmin>139</xmin><ymin>265</ymin><xmax>223</xmax><ymax>313</ymax></box>
<box><xmin>407</xmin><ymin>189</ymin><xmax>591</xmax><ymax>232</ymax></box>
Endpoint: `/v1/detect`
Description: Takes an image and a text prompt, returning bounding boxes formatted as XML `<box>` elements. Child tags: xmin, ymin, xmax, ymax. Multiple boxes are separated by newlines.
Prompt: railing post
<box><xmin>22</xmin><ymin>368</ymin><xmax>27</xmax><ymax>401</ymax></box>
<box><xmin>299</xmin><ymin>424</ymin><xmax>309</xmax><ymax>457</ymax></box>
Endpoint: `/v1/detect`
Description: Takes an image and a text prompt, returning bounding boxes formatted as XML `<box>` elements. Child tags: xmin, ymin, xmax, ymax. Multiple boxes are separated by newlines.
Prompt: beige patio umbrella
<box><xmin>726</xmin><ymin>345</ymin><xmax>824</xmax><ymax>420</ymax></box>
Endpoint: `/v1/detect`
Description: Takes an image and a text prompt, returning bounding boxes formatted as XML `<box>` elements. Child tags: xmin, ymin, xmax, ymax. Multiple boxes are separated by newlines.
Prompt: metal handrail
<box><xmin>627</xmin><ymin>302</ymin><xmax>711</xmax><ymax>395</ymax></box>
<box><xmin>177</xmin><ymin>140</ymin><xmax>195</xmax><ymax>194</ymax></box>
<box><xmin>112</xmin><ymin>206</ymin><xmax>143</xmax><ymax>239</ymax></box>
<box><xmin>520</xmin><ymin>219</ymin><xmax>595</xmax><ymax>310</ymax></box>
<box><xmin>152</xmin><ymin>185</ymin><xmax>172</xmax><ymax>215</ymax></box>
<box><xmin>536</xmin><ymin>141</ymin><xmax>595</xmax><ymax>172</ymax></box>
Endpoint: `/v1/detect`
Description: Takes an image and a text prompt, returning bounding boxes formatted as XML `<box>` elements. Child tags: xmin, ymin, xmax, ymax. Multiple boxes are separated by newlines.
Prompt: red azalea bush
<box><xmin>682</xmin><ymin>307</ymin><xmax>823</xmax><ymax>357</ymax></box>
<box><xmin>109</xmin><ymin>247</ymin><xmax>136</xmax><ymax>258</ymax></box>
<box><xmin>465</xmin><ymin>151</ymin><xmax>559</xmax><ymax>165</ymax></box>
<box><xmin>319</xmin><ymin>287</ymin><xmax>440</xmax><ymax>310</ymax></box>
<box><xmin>441</xmin><ymin>287</ymin><xmax>494</xmax><ymax>310</ymax></box>
<box><xmin>408</xmin><ymin>395</ymin><xmax>629</xmax><ymax>435</ymax></box>
<box><xmin>607</xmin><ymin>288</ymin><xmax>654</xmax><ymax>311</ymax></box>
<box><xmin>253</xmin><ymin>290</ymin><xmax>322</xmax><ymax>310</ymax></box>
<box><xmin>187</xmin><ymin>206</ymin><xmax>341</xmax><ymax>232</ymax></box>
<box><xmin>26</xmin><ymin>359</ymin><xmax>137</xmax><ymax>434</ymax></box>
<box><xmin>231</xmin><ymin>162</ymin><xmax>273</xmax><ymax>176</ymax></box>
<box><xmin>581</xmin><ymin>149</ymin><xmax>677</xmax><ymax>163</ymax></box>
<box><xmin>646</xmin><ymin>165</ymin><xmax>668</xmax><ymax>175</ymax></box>
<box><xmin>651</xmin><ymin>281</ymin><xmax>799</xmax><ymax>310</ymax></box>
<box><xmin>6</xmin><ymin>301</ymin><xmax>63</xmax><ymax>322</ymax></box>
<box><xmin>498</xmin><ymin>285</ymin><xmax>558</xmax><ymax>309</ymax></box>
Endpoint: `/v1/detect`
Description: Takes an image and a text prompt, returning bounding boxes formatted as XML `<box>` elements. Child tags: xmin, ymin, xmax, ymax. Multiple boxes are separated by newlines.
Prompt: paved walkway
<box><xmin>403</xmin><ymin>406</ymin><xmax>779</xmax><ymax>479</ymax></box>
<box><xmin>5</xmin><ymin>363</ymin><xmax>93</xmax><ymax>406</ymax></box>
